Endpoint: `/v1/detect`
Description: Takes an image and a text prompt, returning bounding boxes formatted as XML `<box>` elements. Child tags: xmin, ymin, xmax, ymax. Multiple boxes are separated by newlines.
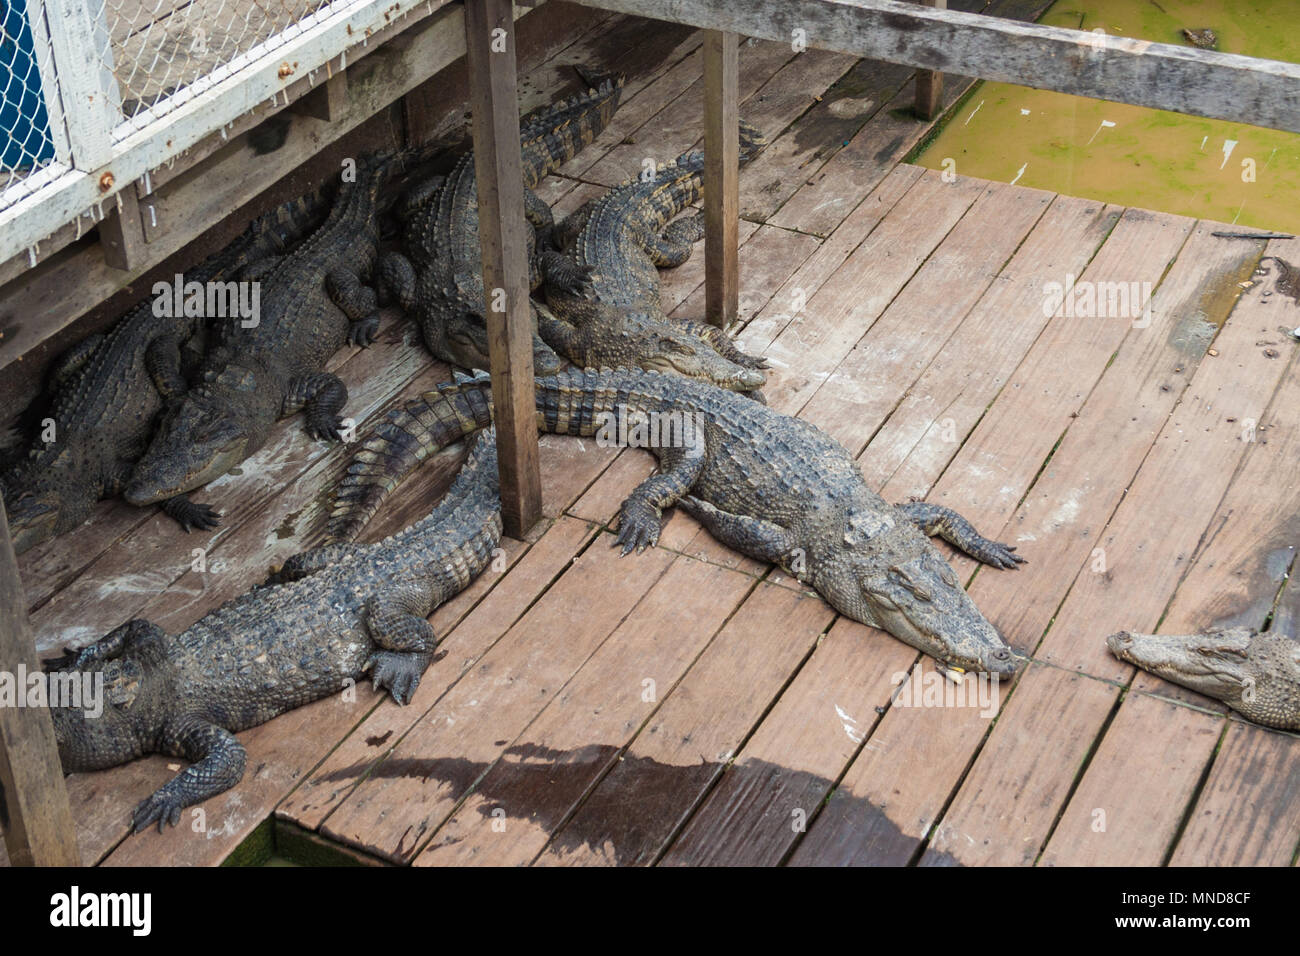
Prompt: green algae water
<box><xmin>914</xmin><ymin>0</ymin><xmax>1300</xmax><ymax>232</ymax></box>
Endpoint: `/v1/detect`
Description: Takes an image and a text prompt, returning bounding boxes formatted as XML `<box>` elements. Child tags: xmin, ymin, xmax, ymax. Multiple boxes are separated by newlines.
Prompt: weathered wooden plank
<box><xmin>738</xmin><ymin>162</ymin><xmax>924</xmax><ymax>352</ymax></box>
<box><xmin>579</xmin><ymin>39</ymin><xmax>797</xmax><ymax>186</ymax></box>
<box><xmin>795</xmin><ymin>180</ymin><xmax>1052</xmax><ymax>452</ymax></box>
<box><xmin>316</xmin><ymin>535</ymin><xmax>677</xmax><ymax>862</ymax></box>
<box><xmin>781</xmin><ymin>208</ymin><xmax>1194</xmax><ymax>866</ymax></box>
<box><xmin>959</xmin><ymin>224</ymin><xmax>1262</xmax><ymax>657</ymax></box>
<box><xmin>0</xmin><ymin>501</ymin><xmax>80</xmax><ymax>866</ymax></box>
<box><xmin>276</xmin><ymin>516</ymin><xmax>600</xmax><ymax>833</ymax></box>
<box><xmin>1036</xmin><ymin>238</ymin><xmax>1296</xmax><ymax>680</ymax></box>
<box><xmin>466</xmin><ymin>0</ymin><xmax>543</xmax><ymax>538</ymax></box>
<box><xmin>668</xmin><ymin>223</ymin><xmax>821</xmax><ymax>330</ymax></box>
<box><xmin>853</xmin><ymin>227</ymin><xmax>1263</xmax><ymax>867</ymax></box>
<box><xmin>572</xmin><ymin>0</ymin><xmax>1300</xmax><ymax>132</ymax></box>
<box><xmin>534</xmin><ymin>583</ymin><xmax>834</xmax><ymax>866</ymax></box>
<box><xmin>1168</xmin><ymin>719</ymin><xmax>1300</xmax><ymax>867</ymax></box>
<box><xmin>755</xmin><ymin>170</ymin><xmax>988</xmax><ymax>415</ymax></box>
<box><xmin>660</xmin><ymin>616</ymin><xmax>918</xmax><ymax>866</ymax></box>
<box><xmin>917</xmin><ymin>665</ymin><xmax>1117</xmax><ymax>866</ymax></box>
<box><xmin>1038</xmin><ymin>691</ymin><xmax>1222</xmax><ymax>866</ymax></box>
<box><xmin>857</xmin><ymin>195</ymin><xmax>1120</xmax><ymax>493</ymax></box>
<box><xmin>736</xmin><ymin>56</ymin><xmax>913</xmax><ymax>223</ymax></box>
<box><xmin>413</xmin><ymin>555</ymin><xmax>755</xmax><ymax>865</ymax></box>
<box><xmin>702</xmin><ymin>30</ymin><xmax>739</xmax><ymax>328</ymax></box>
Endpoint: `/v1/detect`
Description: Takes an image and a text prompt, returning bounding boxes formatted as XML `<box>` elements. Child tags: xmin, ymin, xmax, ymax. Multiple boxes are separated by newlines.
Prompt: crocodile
<box><xmin>122</xmin><ymin>152</ymin><xmax>402</xmax><ymax>510</ymax></box>
<box><xmin>331</xmin><ymin>368</ymin><xmax>1024</xmax><ymax>676</ymax></box>
<box><xmin>377</xmin><ymin>76</ymin><xmax>624</xmax><ymax>377</ymax></box>
<box><xmin>537</xmin><ymin>132</ymin><xmax>769</xmax><ymax>395</ymax></box>
<box><xmin>44</xmin><ymin>427</ymin><xmax>501</xmax><ymax>832</ymax></box>
<box><xmin>0</xmin><ymin>192</ymin><xmax>331</xmax><ymax>554</ymax></box>
<box><xmin>1107</xmin><ymin>627</ymin><xmax>1300</xmax><ymax>731</ymax></box>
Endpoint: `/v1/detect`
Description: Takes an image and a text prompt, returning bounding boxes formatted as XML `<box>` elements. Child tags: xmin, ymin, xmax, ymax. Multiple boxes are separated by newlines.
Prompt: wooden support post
<box><xmin>291</xmin><ymin>71</ymin><xmax>349</xmax><ymax>122</ymax></box>
<box><xmin>0</xmin><ymin>499</ymin><xmax>80</xmax><ymax>866</ymax></box>
<box><xmin>703</xmin><ymin>29</ymin><xmax>739</xmax><ymax>329</ymax></box>
<box><xmin>914</xmin><ymin>0</ymin><xmax>946</xmax><ymax>119</ymax></box>
<box><xmin>100</xmin><ymin>186</ymin><xmax>148</xmax><ymax>270</ymax></box>
<box><xmin>464</xmin><ymin>0</ymin><xmax>542</xmax><ymax>539</ymax></box>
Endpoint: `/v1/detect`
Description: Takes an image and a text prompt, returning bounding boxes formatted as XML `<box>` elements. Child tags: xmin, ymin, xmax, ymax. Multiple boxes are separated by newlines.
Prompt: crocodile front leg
<box><xmin>42</xmin><ymin>618</ymin><xmax>166</xmax><ymax>672</ymax></box>
<box><xmin>894</xmin><ymin>501</ymin><xmax>1024</xmax><ymax>570</ymax></box>
<box><xmin>160</xmin><ymin>494</ymin><xmax>221</xmax><ymax>532</ymax></box>
<box><xmin>133</xmin><ymin>716</ymin><xmax>247</xmax><ymax>832</ymax></box>
<box><xmin>284</xmin><ymin>372</ymin><xmax>348</xmax><ymax>441</ymax></box>
<box><xmin>614</xmin><ymin>449</ymin><xmax>706</xmax><ymax>555</ymax></box>
<box><xmin>538</xmin><ymin>249</ymin><xmax>593</xmax><ymax>295</ymax></box>
<box><xmin>363</xmin><ymin>583</ymin><xmax>440</xmax><ymax>705</ymax></box>
<box><xmin>327</xmin><ymin>267</ymin><xmax>381</xmax><ymax>346</ymax></box>
<box><xmin>676</xmin><ymin>495</ymin><xmax>800</xmax><ymax>568</ymax></box>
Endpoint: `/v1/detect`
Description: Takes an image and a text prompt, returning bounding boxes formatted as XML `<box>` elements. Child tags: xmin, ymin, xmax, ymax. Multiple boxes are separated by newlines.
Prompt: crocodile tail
<box><xmin>326</xmin><ymin>371</ymin><xmax>494</xmax><ymax>543</ymax></box>
<box><xmin>519</xmin><ymin>75</ymin><xmax>625</xmax><ymax>188</ymax></box>
<box><xmin>634</xmin><ymin>119</ymin><xmax>768</xmax><ymax>231</ymax></box>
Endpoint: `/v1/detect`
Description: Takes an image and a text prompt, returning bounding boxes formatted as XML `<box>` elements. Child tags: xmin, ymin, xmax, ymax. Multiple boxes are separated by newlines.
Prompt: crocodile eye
<box><xmin>658</xmin><ymin>337</ymin><xmax>695</xmax><ymax>356</ymax></box>
<box><xmin>936</xmin><ymin>561</ymin><xmax>958</xmax><ymax>587</ymax></box>
<box><xmin>866</xmin><ymin>587</ymin><xmax>900</xmax><ymax>611</ymax></box>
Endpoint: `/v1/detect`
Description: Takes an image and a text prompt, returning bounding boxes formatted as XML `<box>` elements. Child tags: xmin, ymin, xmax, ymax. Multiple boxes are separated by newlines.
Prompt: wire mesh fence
<box><xmin>1</xmin><ymin>0</ymin><xmax>362</xmax><ymax>216</ymax></box>
<box><xmin>106</xmin><ymin>0</ymin><xmax>340</xmax><ymax>127</ymax></box>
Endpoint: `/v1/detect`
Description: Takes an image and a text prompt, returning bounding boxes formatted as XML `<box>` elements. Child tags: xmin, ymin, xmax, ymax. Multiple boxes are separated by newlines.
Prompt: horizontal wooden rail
<box><xmin>572</xmin><ymin>0</ymin><xmax>1300</xmax><ymax>132</ymax></box>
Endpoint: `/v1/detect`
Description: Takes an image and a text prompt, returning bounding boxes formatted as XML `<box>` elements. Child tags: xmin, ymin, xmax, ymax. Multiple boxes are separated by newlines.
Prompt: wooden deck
<box><xmin>6</xmin><ymin>8</ymin><xmax>1300</xmax><ymax>866</ymax></box>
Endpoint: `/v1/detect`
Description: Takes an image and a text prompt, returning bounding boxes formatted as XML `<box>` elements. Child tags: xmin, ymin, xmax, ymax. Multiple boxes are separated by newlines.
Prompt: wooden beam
<box><xmin>99</xmin><ymin>186</ymin><xmax>148</xmax><ymax>270</ymax></box>
<box><xmin>464</xmin><ymin>0</ymin><xmax>543</xmax><ymax>538</ymax></box>
<box><xmin>0</xmin><ymin>498</ymin><xmax>80</xmax><ymax>866</ymax></box>
<box><xmin>702</xmin><ymin>30</ymin><xmax>739</xmax><ymax>329</ymax></box>
<box><xmin>573</xmin><ymin>0</ymin><xmax>1300</xmax><ymax>132</ymax></box>
<box><xmin>913</xmin><ymin>0</ymin><xmax>945</xmax><ymax>120</ymax></box>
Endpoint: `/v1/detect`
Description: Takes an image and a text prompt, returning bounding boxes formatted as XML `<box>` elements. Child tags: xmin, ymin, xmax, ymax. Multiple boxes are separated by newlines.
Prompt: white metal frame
<box><xmin>0</xmin><ymin>0</ymin><xmax>448</xmax><ymax>265</ymax></box>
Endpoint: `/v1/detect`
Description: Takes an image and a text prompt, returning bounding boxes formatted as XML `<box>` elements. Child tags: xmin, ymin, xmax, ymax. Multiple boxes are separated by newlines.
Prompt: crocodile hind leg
<box><xmin>677</xmin><ymin>317</ymin><xmax>770</xmax><ymax>370</ymax></box>
<box><xmin>676</xmin><ymin>495</ymin><xmax>800</xmax><ymax>570</ymax></box>
<box><xmin>614</xmin><ymin>449</ymin><xmax>706</xmax><ymax>555</ymax></box>
<box><xmin>134</xmin><ymin>717</ymin><xmax>247</xmax><ymax>832</ymax></box>
<box><xmin>894</xmin><ymin>501</ymin><xmax>1025</xmax><ymax>570</ymax></box>
<box><xmin>284</xmin><ymin>372</ymin><xmax>349</xmax><ymax>441</ymax></box>
<box><xmin>327</xmin><ymin>267</ymin><xmax>382</xmax><ymax>346</ymax></box>
<box><xmin>646</xmin><ymin>214</ymin><xmax>704</xmax><ymax>268</ymax></box>
<box><xmin>525</xmin><ymin>188</ymin><xmax>557</xmax><ymax>250</ymax></box>
<box><xmin>268</xmin><ymin>543</ymin><xmax>361</xmax><ymax>585</ymax></box>
<box><xmin>363</xmin><ymin>584</ymin><xmax>440</xmax><ymax>705</ymax></box>
<box><xmin>376</xmin><ymin>251</ymin><xmax>416</xmax><ymax>311</ymax></box>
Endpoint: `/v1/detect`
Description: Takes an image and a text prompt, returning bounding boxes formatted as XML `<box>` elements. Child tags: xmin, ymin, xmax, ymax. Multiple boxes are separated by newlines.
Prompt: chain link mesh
<box><xmin>2</xmin><ymin>0</ymin><xmax>357</xmax><ymax>215</ymax></box>
<box><xmin>106</xmin><ymin>0</ymin><xmax>337</xmax><ymax>125</ymax></box>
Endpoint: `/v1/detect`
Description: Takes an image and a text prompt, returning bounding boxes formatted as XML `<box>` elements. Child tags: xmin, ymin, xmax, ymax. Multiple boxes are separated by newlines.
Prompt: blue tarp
<box><xmin>1</xmin><ymin>0</ymin><xmax>56</xmax><ymax>172</ymax></box>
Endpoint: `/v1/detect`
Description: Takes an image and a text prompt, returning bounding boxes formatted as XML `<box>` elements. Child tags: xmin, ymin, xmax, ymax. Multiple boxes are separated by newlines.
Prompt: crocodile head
<box><xmin>1107</xmin><ymin>627</ymin><xmax>1300</xmax><ymax>730</ymax></box>
<box><xmin>813</xmin><ymin>507</ymin><xmax>1019</xmax><ymax>677</ymax></box>
<box><xmin>124</xmin><ymin>388</ymin><xmax>251</xmax><ymax>505</ymax></box>
<box><xmin>611</xmin><ymin>313</ymin><xmax>766</xmax><ymax>393</ymax></box>
<box><xmin>438</xmin><ymin>310</ymin><xmax>565</xmax><ymax>377</ymax></box>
